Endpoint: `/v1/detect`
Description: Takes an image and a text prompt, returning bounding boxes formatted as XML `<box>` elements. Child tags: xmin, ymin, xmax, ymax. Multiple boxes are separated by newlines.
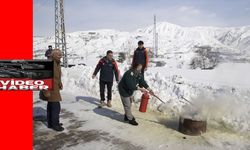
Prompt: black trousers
<box><xmin>47</xmin><ymin>102</ymin><xmax>61</xmax><ymax>127</ymax></box>
<box><xmin>100</xmin><ymin>80</ymin><xmax>113</xmax><ymax>101</ymax></box>
<box><xmin>140</xmin><ymin>65</ymin><xmax>146</xmax><ymax>78</ymax></box>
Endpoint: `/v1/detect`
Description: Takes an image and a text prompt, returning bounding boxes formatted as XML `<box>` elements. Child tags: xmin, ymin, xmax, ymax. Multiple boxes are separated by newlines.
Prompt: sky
<box><xmin>34</xmin><ymin>0</ymin><xmax>250</xmax><ymax>36</ymax></box>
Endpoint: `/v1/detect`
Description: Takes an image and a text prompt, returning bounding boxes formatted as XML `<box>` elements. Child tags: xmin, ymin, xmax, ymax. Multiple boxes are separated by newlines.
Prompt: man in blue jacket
<box><xmin>92</xmin><ymin>50</ymin><xmax>120</xmax><ymax>107</ymax></box>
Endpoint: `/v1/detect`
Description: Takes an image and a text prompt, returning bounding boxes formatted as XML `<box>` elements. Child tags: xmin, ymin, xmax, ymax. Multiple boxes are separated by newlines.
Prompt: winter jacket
<box><xmin>132</xmin><ymin>47</ymin><xmax>149</xmax><ymax>68</ymax></box>
<box><xmin>47</xmin><ymin>60</ymin><xmax>62</xmax><ymax>102</ymax></box>
<box><xmin>93</xmin><ymin>56</ymin><xmax>119</xmax><ymax>82</ymax></box>
<box><xmin>45</xmin><ymin>49</ymin><xmax>52</xmax><ymax>58</ymax></box>
<box><xmin>118</xmin><ymin>69</ymin><xmax>149</xmax><ymax>97</ymax></box>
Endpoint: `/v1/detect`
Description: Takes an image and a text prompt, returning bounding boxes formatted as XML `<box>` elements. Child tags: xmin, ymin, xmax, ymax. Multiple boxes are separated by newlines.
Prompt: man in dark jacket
<box><xmin>92</xmin><ymin>50</ymin><xmax>119</xmax><ymax>107</ymax></box>
<box><xmin>45</xmin><ymin>45</ymin><xmax>53</xmax><ymax>59</ymax></box>
<box><xmin>132</xmin><ymin>41</ymin><xmax>149</xmax><ymax>75</ymax></box>
<box><xmin>118</xmin><ymin>63</ymin><xmax>154</xmax><ymax>126</ymax></box>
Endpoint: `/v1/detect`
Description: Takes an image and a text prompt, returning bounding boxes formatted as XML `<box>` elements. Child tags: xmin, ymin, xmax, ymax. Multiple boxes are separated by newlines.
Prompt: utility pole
<box><xmin>55</xmin><ymin>0</ymin><xmax>67</xmax><ymax>67</ymax></box>
<box><xmin>155</xmin><ymin>32</ymin><xmax>158</xmax><ymax>58</ymax></box>
<box><xmin>153</xmin><ymin>15</ymin><xmax>158</xmax><ymax>58</ymax></box>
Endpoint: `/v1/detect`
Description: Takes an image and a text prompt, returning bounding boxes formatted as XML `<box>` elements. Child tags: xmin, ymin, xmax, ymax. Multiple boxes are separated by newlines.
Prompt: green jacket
<box><xmin>118</xmin><ymin>69</ymin><xmax>149</xmax><ymax>97</ymax></box>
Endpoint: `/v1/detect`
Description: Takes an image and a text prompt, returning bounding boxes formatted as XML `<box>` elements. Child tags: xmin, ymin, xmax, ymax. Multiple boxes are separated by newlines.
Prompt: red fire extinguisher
<box><xmin>139</xmin><ymin>92</ymin><xmax>150</xmax><ymax>112</ymax></box>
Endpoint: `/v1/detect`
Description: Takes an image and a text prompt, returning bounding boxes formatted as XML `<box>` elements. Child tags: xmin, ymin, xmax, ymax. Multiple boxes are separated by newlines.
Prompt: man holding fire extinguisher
<box><xmin>118</xmin><ymin>63</ymin><xmax>154</xmax><ymax>126</ymax></box>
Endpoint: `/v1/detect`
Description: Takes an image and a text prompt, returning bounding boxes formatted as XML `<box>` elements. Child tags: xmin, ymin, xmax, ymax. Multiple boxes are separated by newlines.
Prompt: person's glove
<box><xmin>147</xmin><ymin>87</ymin><xmax>154</xmax><ymax>95</ymax></box>
<box><xmin>59</xmin><ymin>82</ymin><xmax>63</xmax><ymax>90</ymax></box>
<box><xmin>43</xmin><ymin>90</ymin><xmax>51</xmax><ymax>98</ymax></box>
<box><xmin>138</xmin><ymin>87</ymin><xmax>147</xmax><ymax>93</ymax></box>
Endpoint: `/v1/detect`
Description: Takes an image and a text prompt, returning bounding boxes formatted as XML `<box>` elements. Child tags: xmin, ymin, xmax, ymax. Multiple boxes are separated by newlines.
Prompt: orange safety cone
<box><xmin>139</xmin><ymin>92</ymin><xmax>150</xmax><ymax>112</ymax></box>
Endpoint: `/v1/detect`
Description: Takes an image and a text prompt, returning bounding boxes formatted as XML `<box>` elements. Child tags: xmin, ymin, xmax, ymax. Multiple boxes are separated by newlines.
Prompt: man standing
<box><xmin>45</xmin><ymin>49</ymin><xmax>64</xmax><ymax>131</ymax></box>
<box><xmin>45</xmin><ymin>45</ymin><xmax>53</xmax><ymax>59</ymax></box>
<box><xmin>132</xmin><ymin>41</ymin><xmax>149</xmax><ymax>75</ymax></box>
<box><xmin>92</xmin><ymin>50</ymin><xmax>119</xmax><ymax>107</ymax></box>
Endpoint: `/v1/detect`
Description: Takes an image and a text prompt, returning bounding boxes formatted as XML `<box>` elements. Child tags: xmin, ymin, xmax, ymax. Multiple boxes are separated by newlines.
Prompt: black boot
<box><xmin>129</xmin><ymin>118</ymin><xmax>138</xmax><ymax>126</ymax></box>
<box><xmin>52</xmin><ymin>125</ymin><xmax>64</xmax><ymax>132</ymax></box>
<box><xmin>48</xmin><ymin>124</ymin><xmax>52</xmax><ymax>128</ymax></box>
<box><xmin>48</xmin><ymin>123</ymin><xmax>63</xmax><ymax>128</ymax></box>
<box><xmin>124</xmin><ymin>115</ymin><xmax>129</xmax><ymax>121</ymax></box>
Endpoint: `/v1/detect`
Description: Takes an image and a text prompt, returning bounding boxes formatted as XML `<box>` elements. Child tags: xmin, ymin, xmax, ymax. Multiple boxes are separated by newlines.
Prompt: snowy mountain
<box><xmin>33</xmin><ymin>22</ymin><xmax>250</xmax><ymax>68</ymax></box>
<box><xmin>137</xmin><ymin>22</ymin><xmax>250</xmax><ymax>53</ymax></box>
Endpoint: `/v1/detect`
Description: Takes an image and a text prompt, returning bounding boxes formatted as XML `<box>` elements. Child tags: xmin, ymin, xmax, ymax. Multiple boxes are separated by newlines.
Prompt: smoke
<box><xmin>180</xmin><ymin>91</ymin><xmax>250</xmax><ymax>132</ymax></box>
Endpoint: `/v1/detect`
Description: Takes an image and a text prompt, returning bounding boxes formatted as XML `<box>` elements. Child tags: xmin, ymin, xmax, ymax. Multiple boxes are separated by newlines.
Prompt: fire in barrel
<box><xmin>178</xmin><ymin>116</ymin><xmax>207</xmax><ymax>136</ymax></box>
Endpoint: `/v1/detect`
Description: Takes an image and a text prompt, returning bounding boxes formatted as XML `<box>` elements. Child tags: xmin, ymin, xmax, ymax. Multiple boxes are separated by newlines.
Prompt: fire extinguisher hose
<box><xmin>151</xmin><ymin>94</ymin><xmax>166</xmax><ymax>104</ymax></box>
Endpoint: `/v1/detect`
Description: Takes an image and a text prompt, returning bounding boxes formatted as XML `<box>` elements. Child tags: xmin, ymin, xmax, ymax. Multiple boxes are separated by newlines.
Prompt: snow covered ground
<box><xmin>33</xmin><ymin>89</ymin><xmax>250</xmax><ymax>150</ymax></box>
<box><xmin>33</xmin><ymin>22</ymin><xmax>250</xmax><ymax>149</ymax></box>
